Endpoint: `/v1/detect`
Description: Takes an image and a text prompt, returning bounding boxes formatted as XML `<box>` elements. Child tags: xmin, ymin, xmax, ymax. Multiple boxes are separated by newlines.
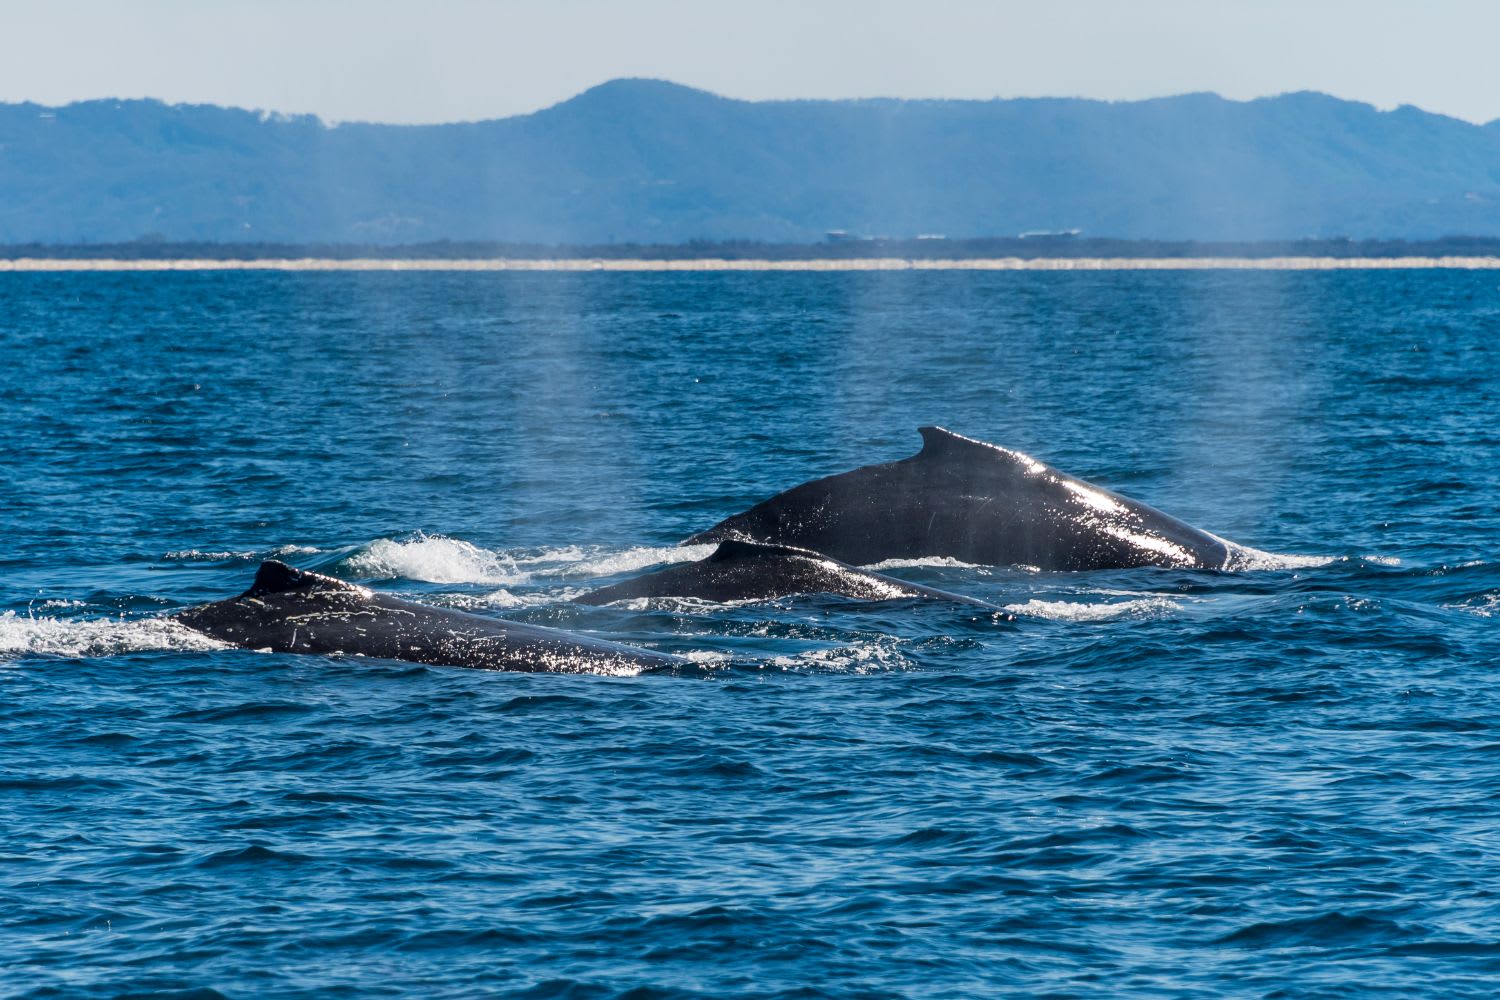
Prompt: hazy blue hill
<box><xmin>3</xmin><ymin>80</ymin><xmax>1500</xmax><ymax>244</ymax></box>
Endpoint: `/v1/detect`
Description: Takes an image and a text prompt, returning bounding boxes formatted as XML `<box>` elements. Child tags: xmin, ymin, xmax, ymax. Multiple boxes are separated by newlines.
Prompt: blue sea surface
<box><xmin>3</xmin><ymin>269</ymin><xmax>1499</xmax><ymax>998</ymax></box>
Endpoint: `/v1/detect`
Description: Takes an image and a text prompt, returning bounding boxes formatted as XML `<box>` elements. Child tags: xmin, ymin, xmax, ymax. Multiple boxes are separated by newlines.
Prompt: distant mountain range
<box><xmin>3</xmin><ymin>79</ymin><xmax>1500</xmax><ymax>244</ymax></box>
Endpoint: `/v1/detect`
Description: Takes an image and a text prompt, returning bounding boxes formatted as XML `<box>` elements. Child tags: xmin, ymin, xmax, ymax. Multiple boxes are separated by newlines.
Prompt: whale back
<box><xmin>684</xmin><ymin>426</ymin><xmax>1234</xmax><ymax>571</ymax></box>
<box><xmin>175</xmin><ymin>561</ymin><xmax>684</xmax><ymax>673</ymax></box>
<box><xmin>577</xmin><ymin>538</ymin><xmax>998</xmax><ymax>607</ymax></box>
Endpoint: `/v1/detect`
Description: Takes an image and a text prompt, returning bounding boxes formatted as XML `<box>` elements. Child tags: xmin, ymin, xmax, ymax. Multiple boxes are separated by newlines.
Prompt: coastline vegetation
<box><xmin>5</xmin><ymin>235</ymin><xmax>1500</xmax><ymax>261</ymax></box>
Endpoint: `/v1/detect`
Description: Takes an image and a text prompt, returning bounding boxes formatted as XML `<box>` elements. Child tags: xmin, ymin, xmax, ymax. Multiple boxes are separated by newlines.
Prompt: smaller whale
<box><xmin>175</xmin><ymin>560</ymin><xmax>686</xmax><ymax>674</ymax></box>
<box><xmin>576</xmin><ymin>539</ymin><xmax>1000</xmax><ymax>608</ymax></box>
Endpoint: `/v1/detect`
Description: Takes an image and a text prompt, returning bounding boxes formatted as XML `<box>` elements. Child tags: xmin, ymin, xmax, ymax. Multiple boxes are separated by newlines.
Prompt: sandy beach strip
<box><xmin>2</xmin><ymin>256</ymin><xmax>1500</xmax><ymax>272</ymax></box>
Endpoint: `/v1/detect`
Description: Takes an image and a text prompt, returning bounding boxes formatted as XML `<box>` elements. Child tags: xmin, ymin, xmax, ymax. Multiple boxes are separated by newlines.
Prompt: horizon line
<box><xmin>5</xmin><ymin>256</ymin><xmax>1500</xmax><ymax>273</ymax></box>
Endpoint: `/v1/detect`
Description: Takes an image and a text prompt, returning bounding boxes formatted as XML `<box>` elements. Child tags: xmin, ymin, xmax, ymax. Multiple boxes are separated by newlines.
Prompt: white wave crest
<box><xmin>1004</xmin><ymin>597</ymin><xmax>1180</xmax><ymax>621</ymax></box>
<box><xmin>342</xmin><ymin>535</ymin><xmax>713</xmax><ymax>587</ymax></box>
<box><xmin>1218</xmin><ymin>540</ymin><xmax>1337</xmax><ymax>571</ymax></box>
<box><xmin>0</xmin><ymin>612</ymin><xmax>228</xmax><ymax>659</ymax></box>
<box><xmin>345</xmin><ymin>536</ymin><xmax>527</xmax><ymax>585</ymax></box>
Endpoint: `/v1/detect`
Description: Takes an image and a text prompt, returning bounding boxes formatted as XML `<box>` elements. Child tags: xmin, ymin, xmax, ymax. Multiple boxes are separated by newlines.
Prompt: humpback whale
<box><xmin>685</xmin><ymin>427</ymin><xmax>1241</xmax><ymax>571</ymax></box>
<box><xmin>175</xmin><ymin>560</ymin><xmax>686</xmax><ymax>673</ymax></box>
<box><xmin>577</xmin><ymin>539</ymin><xmax>1000</xmax><ymax>607</ymax></box>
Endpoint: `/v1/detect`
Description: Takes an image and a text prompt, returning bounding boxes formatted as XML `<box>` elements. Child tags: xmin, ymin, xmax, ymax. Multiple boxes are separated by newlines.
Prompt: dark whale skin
<box><xmin>175</xmin><ymin>561</ymin><xmax>686</xmax><ymax>674</ymax></box>
<box><xmin>576</xmin><ymin>539</ymin><xmax>1001</xmax><ymax>607</ymax></box>
<box><xmin>685</xmin><ymin>426</ymin><xmax>1237</xmax><ymax>571</ymax></box>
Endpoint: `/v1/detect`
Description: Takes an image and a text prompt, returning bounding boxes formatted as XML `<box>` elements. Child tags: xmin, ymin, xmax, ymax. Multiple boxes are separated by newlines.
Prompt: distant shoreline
<box><xmin>3</xmin><ymin>256</ymin><xmax>1500</xmax><ymax>272</ymax></box>
<box><xmin>8</xmin><ymin>236</ymin><xmax>1500</xmax><ymax>263</ymax></box>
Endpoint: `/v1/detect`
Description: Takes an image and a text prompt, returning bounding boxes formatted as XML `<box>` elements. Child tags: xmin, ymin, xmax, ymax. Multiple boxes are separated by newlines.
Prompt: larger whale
<box><xmin>174</xmin><ymin>560</ymin><xmax>687</xmax><ymax>674</ymax></box>
<box><xmin>686</xmin><ymin>426</ymin><xmax>1244</xmax><ymax>571</ymax></box>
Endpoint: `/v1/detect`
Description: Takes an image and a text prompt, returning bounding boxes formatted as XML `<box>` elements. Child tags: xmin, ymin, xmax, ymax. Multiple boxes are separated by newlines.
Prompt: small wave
<box><xmin>1448</xmin><ymin>593</ymin><xmax>1499</xmax><ymax>618</ymax></box>
<box><xmin>341</xmin><ymin>535</ymin><xmax>713</xmax><ymax>586</ymax></box>
<box><xmin>163</xmin><ymin>544</ymin><xmax>322</xmax><ymax>563</ymax></box>
<box><xmin>1213</xmin><ymin>910</ymin><xmax>1409</xmax><ymax>947</ymax></box>
<box><xmin>344</xmin><ymin>535</ymin><xmax>527</xmax><ymax>585</ymax></box>
<box><xmin>0</xmin><ymin>612</ymin><xmax>228</xmax><ymax>659</ymax></box>
<box><xmin>1004</xmin><ymin>597</ymin><xmax>1179</xmax><ymax>621</ymax></box>
<box><xmin>164</xmin><ymin>549</ymin><xmax>255</xmax><ymax>562</ymax></box>
<box><xmin>770</xmin><ymin>641</ymin><xmax>911</xmax><ymax>673</ymax></box>
<box><xmin>449</xmin><ymin>588</ymin><xmax>586</xmax><ymax>609</ymax></box>
<box><xmin>1224</xmin><ymin>548</ymin><xmax>1400</xmax><ymax>571</ymax></box>
<box><xmin>478</xmin><ymin>541</ymin><xmax>710</xmax><ymax>580</ymax></box>
<box><xmin>562</xmin><ymin>543</ymin><xmax>715</xmax><ymax>579</ymax></box>
<box><xmin>1222</xmin><ymin>543</ymin><xmax>1339</xmax><ymax>571</ymax></box>
<box><xmin>679</xmin><ymin>649</ymin><xmax>734</xmax><ymax>668</ymax></box>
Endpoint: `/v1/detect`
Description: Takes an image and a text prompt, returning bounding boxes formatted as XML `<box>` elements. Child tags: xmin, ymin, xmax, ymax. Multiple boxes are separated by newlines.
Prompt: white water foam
<box><xmin>0</xmin><ymin>612</ymin><xmax>228</xmax><ymax>659</ymax></box>
<box><xmin>865</xmin><ymin>556</ymin><xmax>985</xmax><ymax>571</ymax></box>
<box><xmin>770</xmin><ymin>641</ymin><xmax>912</xmax><ymax>673</ymax></box>
<box><xmin>561</xmin><ymin>544</ymin><xmax>715</xmax><ymax>579</ymax></box>
<box><xmin>1218</xmin><ymin>539</ymin><xmax>1339</xmax><ymax>571</ymax></box>
<box><xmin>607</xmin><ymin>594</ymin><xmax>759</xmax><ymax>613</ymax></box>
<box><xmin>450</xmin><ymin>587</ymin><xmax>590</xmax><ymax>610</ymax></box>
<box><xmin>163</xmin><ymin>544</ymin><xmax>322</xmax><ymax>562</ymax></box>
<box><xmin>345</xmin><ymin>535</ymin><xmax>529</xmax><ymax>585</ymax></box>
<box><xmin>679</xmin><ymin>649</ymin><xmax>734</xmax><ymax>668</ymax></box>
<box><xmin>342</xmin><ymin>535</ymin><xmax>713</xmax><ymax>587</ymax></box>
<box><xmin>1004</xmin><ymin>597</ymin><xmax>1181</xmax><ymax>622</ymax></box>
<box><xmin>1449</xmin><ymin>593</ymin><xmax>1499</xmax><ymax>619</ymax></box>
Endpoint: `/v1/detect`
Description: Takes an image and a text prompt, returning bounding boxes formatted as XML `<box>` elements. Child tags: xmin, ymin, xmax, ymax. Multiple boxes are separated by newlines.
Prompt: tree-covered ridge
<box><xmin>3</xmin><ymin>79</ymin><xmax>1499</xmax><ymax>243</ymax></box>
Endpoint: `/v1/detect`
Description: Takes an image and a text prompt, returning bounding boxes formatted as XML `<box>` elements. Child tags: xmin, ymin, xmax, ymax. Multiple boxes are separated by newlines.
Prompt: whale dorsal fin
<box><xmin>915</xmin><ymin>425</ymin><xmax>1047</xmax><ymax>474</ymax></box>
<box><xmin>708</xmin><ymin>539</ymin><xmax>827</xmax><ymax>562</ymax></box>
<box><xmin>917</xmin><ymin>425</ymin><xmax>994</xmax><ymax>458</ymax></box>
<box><xmin>244</xmin><ymin>560</ymin><xmax>361</xmax><ymax>598</ymax></box>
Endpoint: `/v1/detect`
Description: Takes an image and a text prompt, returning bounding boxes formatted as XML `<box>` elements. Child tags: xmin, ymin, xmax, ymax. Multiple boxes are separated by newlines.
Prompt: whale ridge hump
<box><xmin>245</xmin><ymin>560</ymin><xmax>361</xmax><ymax>598</ymax></box>
<box><xmin>708</xmin><ymin>539</ymin><xmax>827</xmax><ymax>562</ymax></box>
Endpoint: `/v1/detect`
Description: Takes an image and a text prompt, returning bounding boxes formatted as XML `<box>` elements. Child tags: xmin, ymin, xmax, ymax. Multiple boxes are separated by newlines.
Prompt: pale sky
<box><xmin>2</xmin><ymin>0</ymin><xmax>1497</xmax><ymax>124</ymax></box>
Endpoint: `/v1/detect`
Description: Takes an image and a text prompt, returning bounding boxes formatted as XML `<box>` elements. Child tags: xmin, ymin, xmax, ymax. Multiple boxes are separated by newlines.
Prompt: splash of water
<box><xmin>0</xmin><ymin>611</ymin><xmax>227</xmax><ymax>659</ymax></box>
<box><xmin>343</xmin><ymin>535</ymin><xmax>527</xmax><ymax>585</ymax></box>
<box><xmin>340</xmin><ymin>535</ymin><xmax>714</xmax><ymax>586</ymax></box>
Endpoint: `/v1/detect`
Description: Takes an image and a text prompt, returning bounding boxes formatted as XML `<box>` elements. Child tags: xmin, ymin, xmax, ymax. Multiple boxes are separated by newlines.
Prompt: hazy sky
<box><xmin>3</xmin><ymin>0</ymin><xmax>1497</xmax><ymax>124</ymax></box>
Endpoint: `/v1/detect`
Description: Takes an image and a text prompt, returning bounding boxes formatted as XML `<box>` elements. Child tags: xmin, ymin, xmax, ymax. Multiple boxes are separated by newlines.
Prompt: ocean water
<box><xmin>2</xmin><ymin>269</ymin><xmax>1498</xmax><ymax>998</ymax></box>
